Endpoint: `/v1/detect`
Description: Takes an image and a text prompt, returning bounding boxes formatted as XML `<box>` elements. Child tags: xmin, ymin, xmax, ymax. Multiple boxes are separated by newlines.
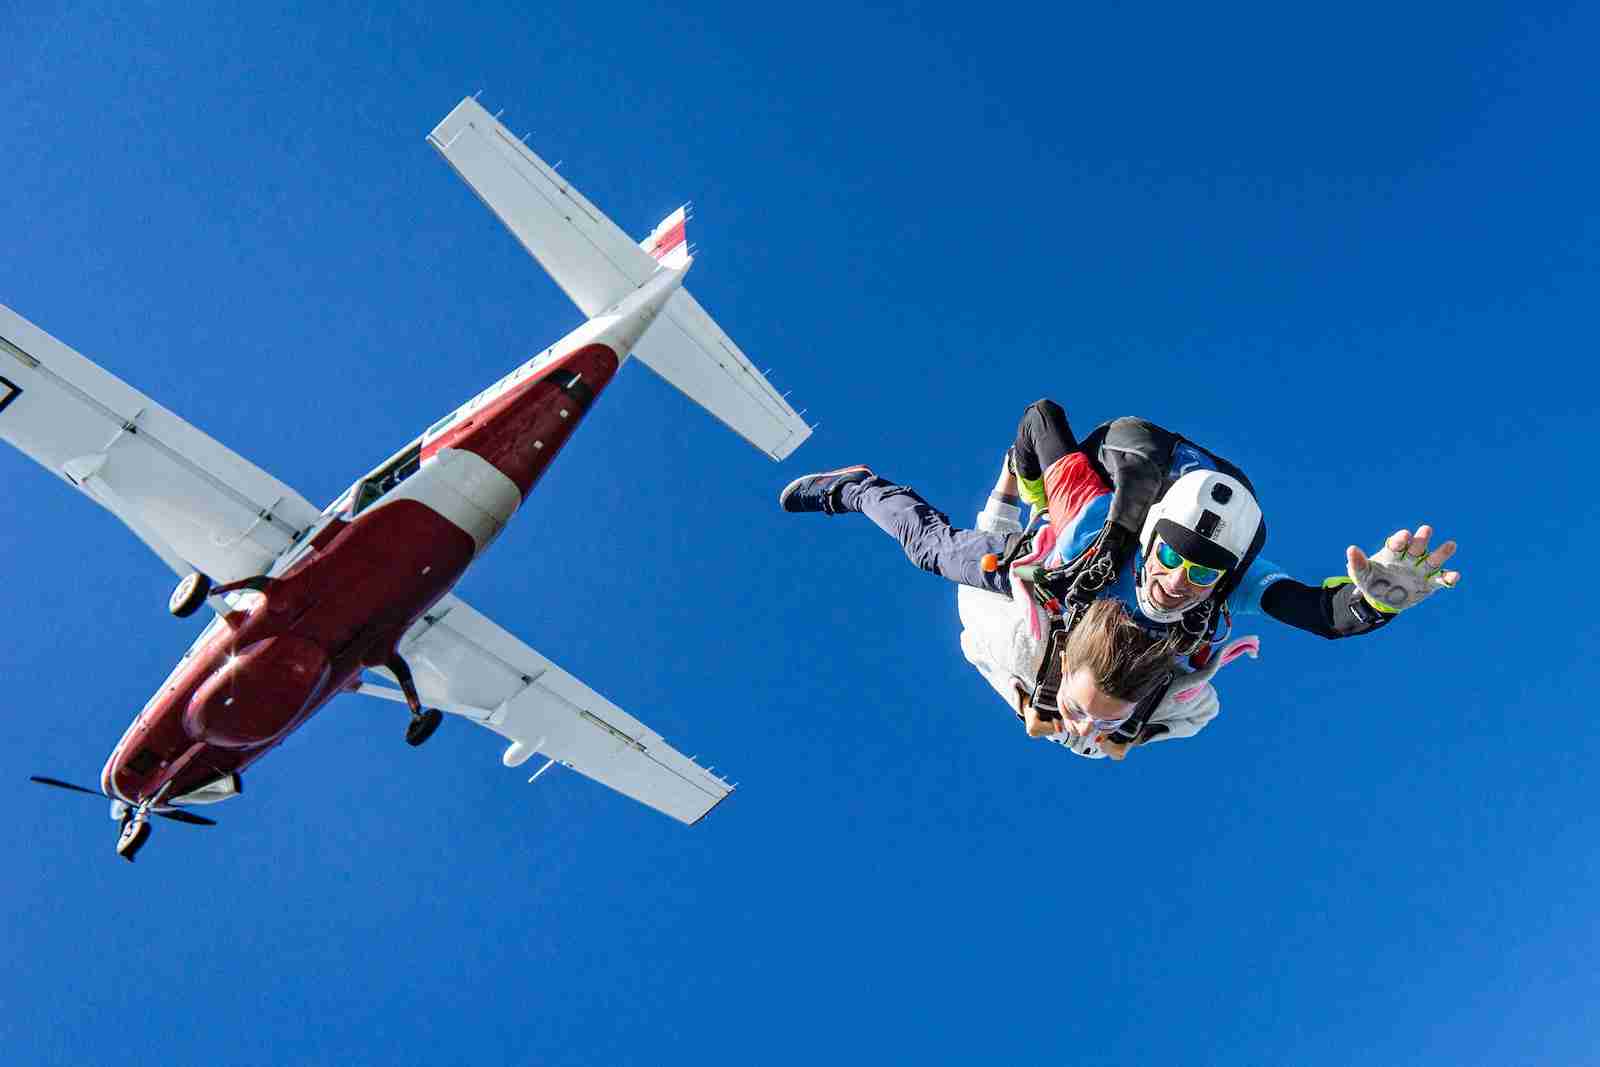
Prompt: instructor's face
<box><xmin>1142</xmin><ymin>549</ymin><xmax>1216</xmax><ymax>614</ymax></box>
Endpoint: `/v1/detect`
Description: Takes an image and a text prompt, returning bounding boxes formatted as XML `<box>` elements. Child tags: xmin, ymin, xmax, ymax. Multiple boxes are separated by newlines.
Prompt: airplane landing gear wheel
<box><xmin>116</xmin><ymin>818</ymin><xmax>151</xmax><ymax>862</ymax></box>
<box><xmin>169</xmin><ymin>572</ymin><xmax>212</xmax><ymax>618</ymax></box>
<box><xmin>405</xmin><ymin>708</ymin><xmax>443</xmax><ymax>747</ymax></box>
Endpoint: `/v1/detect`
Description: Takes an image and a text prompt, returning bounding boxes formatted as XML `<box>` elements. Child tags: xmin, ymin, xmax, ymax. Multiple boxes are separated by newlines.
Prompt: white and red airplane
<box><xmin>2</xmin><ymin>96</ymin><xmax>810</xmax><ymax>860</ymax></box>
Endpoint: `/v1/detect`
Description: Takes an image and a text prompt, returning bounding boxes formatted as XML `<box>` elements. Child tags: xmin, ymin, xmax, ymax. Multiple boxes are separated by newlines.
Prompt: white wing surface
<box><xmin>0</xmin><ymin>304</ymin><xmax>322</xmax><ymax>583</ymax></box>
<box><xmin>631</xmin><ymin>287</ymin><xmax>812</xmax><ymax>461</ymax></box>
<box><xmin>378</xmin><ymin>594</ymin><xmax>733</xmax><ymax>824</ymax></box>
<box><xmin>428</xmin><ymin>96</ymin><xmax>812</xmax><ymax>460</ymax></box>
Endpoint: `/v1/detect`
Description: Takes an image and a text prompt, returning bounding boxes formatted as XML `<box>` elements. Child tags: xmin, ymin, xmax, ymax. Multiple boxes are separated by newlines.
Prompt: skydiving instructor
<box><xmin>1003</xmin><ymin>399</ymin><xmax>1461</xmax><ymax>648</ymax></box>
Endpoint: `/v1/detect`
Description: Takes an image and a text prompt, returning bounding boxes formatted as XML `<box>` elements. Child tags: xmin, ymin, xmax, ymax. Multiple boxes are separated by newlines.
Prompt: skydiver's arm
<box><xmin>1259</xmin><ymin>577</ymin><xmax>1393</xmax><ymax>639</ymax></box>
<box><xmin>1054</xmin><ymin>416</ymin><xmax>1173</xmax><ymax>601</ymax></box>
<box><xmin>1237</xmin><ymin>553</ymin><xmax>1387</xmax><ymax>639</ymax></box>
<box><xmin>1258</xmin><ymin>526</ymin><xmax>1460</xmax><ymax>638</ymax></box>
<box><xmin>979</xmin><ymin>455</ymin><xmax>1022</xmax><ymax>533</ymax></box>
<box><xmin>1093</xmin><ymin>417</ymin><xmax>1173</xmax><ymax>540</ymax></box>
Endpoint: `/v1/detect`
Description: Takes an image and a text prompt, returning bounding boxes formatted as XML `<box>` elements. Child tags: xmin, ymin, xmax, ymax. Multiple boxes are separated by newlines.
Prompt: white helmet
<box><xmin>1135</xmin><ymin>470</ymin><xmax>1263</xmax><ymax>622</ymax></box>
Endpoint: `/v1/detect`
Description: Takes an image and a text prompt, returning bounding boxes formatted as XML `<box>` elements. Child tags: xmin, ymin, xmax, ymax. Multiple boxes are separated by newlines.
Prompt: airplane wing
<box><xmin>368</xmin><ymin>593</ymin><xmax>733</xmax><ymax>824</ymax></box>
<box><xmin>0</xmin><ymin>304</ymin><xmax>323</xmax><ymax>584</ymax></box>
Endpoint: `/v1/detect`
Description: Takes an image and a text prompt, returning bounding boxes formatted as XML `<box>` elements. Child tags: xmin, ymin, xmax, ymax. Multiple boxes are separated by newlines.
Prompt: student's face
<box><xmin>1059</xmin><ymin>667</ymin><xmax>1135</xmax><ymax>739</ymax></box>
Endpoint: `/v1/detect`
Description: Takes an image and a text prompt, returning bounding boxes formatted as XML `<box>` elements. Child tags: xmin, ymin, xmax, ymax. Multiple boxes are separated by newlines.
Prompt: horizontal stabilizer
<box><xmin>631</xmin><ymin>287</ymin><xmax>812</xmax><ymax>460</ymax></box>
<box><xmin>428</xmin><ymin>96</ymin><xmax>811</xmax><ymax>460</ymax></box>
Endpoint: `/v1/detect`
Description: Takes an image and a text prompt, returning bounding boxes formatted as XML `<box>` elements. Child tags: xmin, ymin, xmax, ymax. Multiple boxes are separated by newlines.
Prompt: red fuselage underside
<box><xmin>103</xmin><ymin>343</ymin><xmax>620</xmax><ymax>805</ymax></box>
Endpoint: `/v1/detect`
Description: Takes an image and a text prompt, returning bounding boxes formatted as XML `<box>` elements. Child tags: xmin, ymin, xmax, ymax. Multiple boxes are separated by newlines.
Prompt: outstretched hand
<box><xmin>1347</xmin><ymin>525</ymin><xmax>1461</xmax><ymax>614</ymax></box>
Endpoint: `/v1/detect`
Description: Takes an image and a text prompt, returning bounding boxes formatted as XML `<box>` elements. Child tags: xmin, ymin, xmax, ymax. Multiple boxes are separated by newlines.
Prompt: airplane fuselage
<box><xmin>100</xmin><ymin>339</ymin><xmax>623</xmax><ymax>808</ymax></box>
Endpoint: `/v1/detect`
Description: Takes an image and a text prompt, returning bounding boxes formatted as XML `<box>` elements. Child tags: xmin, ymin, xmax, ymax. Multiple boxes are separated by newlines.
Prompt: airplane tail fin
<box><xmin>428</xmin><ymin>97</ymin><xmax>811</xmax><ymax>461</ymax></box>
<box><xmin>640</xmin><ymin>205</ymin><xmax>692</xmax><ymax>270</ymax></box>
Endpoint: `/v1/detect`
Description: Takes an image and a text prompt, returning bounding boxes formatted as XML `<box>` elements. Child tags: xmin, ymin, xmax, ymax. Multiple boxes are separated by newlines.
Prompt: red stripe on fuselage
<box><xmin>103</xmin><ymin>498</ymin><xmax>476</xmax><ymax>805</ymax></box>
<box><xmin>422</xmin><ymin>343</ymin><xmax>620</xmax><ymax>496</ymax></box>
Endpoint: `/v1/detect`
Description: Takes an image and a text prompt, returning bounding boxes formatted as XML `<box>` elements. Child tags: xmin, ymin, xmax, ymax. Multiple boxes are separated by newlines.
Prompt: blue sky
<box><xmin>3</xmin><ymin>2</ymin><xmax>1597</xmax><ymax>1064</ymax></box>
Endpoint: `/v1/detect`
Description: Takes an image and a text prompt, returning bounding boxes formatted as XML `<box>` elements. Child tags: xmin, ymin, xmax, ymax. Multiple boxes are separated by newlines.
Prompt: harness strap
<box><xmin>1104</xmin><ymin>670</ymin><xmax>1177</xmax><ymax>746</ymax></box>
<box><xmin>1027</xmin><ymin>619</ymin><xmax>1071</xmax><ymax>716</ymax></box>
<box><xmin>992</xmin><ymin>526</ymin><xmax>1038</xmax><ymax>572</ymax></box>
<box><xmin>1007</xmin><ymin>510</ymin><xmax>1218</xmax><ymax>734</ymax></box>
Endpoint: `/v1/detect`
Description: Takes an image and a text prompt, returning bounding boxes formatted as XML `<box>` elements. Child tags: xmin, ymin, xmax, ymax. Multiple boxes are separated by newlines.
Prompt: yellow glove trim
<box><xmin>1322</xmin><ymin>575</ymin><xmax>1399</xmax><ymax>614</ymax></box>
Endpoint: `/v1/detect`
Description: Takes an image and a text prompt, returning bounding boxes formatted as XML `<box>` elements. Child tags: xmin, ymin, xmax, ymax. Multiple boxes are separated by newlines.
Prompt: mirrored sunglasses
<box><xmin>1154</xmin><ymin>539</ymin><xmax>1226</xmax><ymax>588</ymax></box>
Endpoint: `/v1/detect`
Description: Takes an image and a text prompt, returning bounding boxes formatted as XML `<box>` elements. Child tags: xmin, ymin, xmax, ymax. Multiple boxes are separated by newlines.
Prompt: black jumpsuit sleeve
<box><xmin>1259</xmin><ymin>577</ymin><xmax>1393</xmax><ymax>639</ymax></box>
<box><xmin>1011</xmin><ymin>409</ymin><xmax>1176</xmax><ymax>542</ymax></box>
<box><xmin>1094</xmin><ymin>417</ymin><xmax>1173</xmax><ymax>539</ymax></box>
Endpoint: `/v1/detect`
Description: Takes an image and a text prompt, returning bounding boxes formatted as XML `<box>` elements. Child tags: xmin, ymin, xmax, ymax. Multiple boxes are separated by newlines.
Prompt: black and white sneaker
<box><xmin>777</xmin><ymin>465</ymin><xmax>875</xmax><ymax>514</ymax></box>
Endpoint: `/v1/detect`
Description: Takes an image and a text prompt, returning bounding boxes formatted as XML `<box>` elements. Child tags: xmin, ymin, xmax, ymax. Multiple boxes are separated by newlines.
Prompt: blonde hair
<box><xmin>1061</xmin><ymin>599</ymin><xmax>1180</xmax><ymax>702</ymax></box>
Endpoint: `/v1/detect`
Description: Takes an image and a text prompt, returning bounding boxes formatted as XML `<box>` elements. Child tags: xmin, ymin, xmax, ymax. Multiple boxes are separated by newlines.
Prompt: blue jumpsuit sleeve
<box><xmin>1227</xmin><ymin>556</ymin><xmax>1291</xmax><ymax>618</ymax></box>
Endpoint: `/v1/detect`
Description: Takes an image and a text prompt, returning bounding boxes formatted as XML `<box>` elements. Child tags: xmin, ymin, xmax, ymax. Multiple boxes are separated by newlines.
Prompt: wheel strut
<box><xmin>387</xmin><ymin>653</ymin><xmax>443</xmax><ymax>747</ymax></box>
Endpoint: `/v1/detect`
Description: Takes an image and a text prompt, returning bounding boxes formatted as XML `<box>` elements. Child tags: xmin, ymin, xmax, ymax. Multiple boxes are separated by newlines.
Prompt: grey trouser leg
<box><xmin>838</xmin><ymin>477</ymin><xmax>1013</xmax><ymax>597</ymax></box>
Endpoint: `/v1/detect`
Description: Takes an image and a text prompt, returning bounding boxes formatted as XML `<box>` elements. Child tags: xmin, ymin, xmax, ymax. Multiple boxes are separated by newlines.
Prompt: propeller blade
<box><xmin>33</xmin><ymin>777</ymin><xmax>217</xmax><ymax>826</ymax></box>
<box><xmin>29</xmin><ymin>775</ymin><xmax>103</xmax><ymax>798</ymax></box>
<box><xmin>156</xmin><ymin>808</ymin><xmax>217</xmax><ymax>827</ymax></box>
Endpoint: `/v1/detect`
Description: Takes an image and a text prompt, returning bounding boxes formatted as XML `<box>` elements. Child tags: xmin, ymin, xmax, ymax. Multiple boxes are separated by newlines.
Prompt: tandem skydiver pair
<box><xmin>778</xmin><ymin>399</ymin><xmax>1460</xmax><ymax>761</ymax></box>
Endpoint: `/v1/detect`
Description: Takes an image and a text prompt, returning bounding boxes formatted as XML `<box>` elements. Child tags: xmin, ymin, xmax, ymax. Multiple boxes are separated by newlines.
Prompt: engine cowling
<box><xmin>183</xmin><ymin>636</ymin><xmax>331</xmax><ymax>749</ymax></box>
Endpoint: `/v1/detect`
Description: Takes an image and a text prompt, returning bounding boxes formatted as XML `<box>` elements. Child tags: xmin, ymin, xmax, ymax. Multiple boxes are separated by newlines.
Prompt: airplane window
<box><xmin>350</xmin><ymin>443</ymin><xmax>423</xmax><ymax>517</ymax></box>
<box><xmin>352</xmin><ymin>480</ymin><xmax>383</xmax><ymax>515</ymax></box>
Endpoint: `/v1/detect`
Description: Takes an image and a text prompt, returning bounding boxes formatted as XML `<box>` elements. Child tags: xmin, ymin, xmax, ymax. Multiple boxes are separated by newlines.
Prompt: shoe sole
<box><xmin>777</xmin><ymin>465</ymin><xmax>874</xmax><ymax>510</ymax></box>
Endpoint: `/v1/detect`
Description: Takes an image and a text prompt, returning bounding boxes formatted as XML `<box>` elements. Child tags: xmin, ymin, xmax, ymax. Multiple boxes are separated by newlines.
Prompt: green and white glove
<box><xmin>1346</xmin><ymin>525</ymin><xmax>1461</xmax><ymax>615</ymax></box>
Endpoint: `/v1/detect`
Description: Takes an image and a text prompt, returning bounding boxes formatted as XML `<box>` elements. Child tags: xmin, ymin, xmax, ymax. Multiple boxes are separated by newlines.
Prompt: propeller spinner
<box><xmin>29</xmin><ymin>775</ymin><xmax>216</xmax><ymax>861</ymax></box>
